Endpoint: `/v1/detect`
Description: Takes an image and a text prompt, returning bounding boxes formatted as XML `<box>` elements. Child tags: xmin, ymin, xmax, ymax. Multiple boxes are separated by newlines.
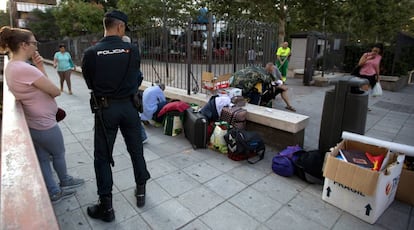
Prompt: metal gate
<box><xmin>133</xmin><ymin>18</ymin><xmax>278</xmax><ymax>94</ymax></box>
<box><xmin>38</xmin><ymin>18</ymin><xmax>278</xmax><ymax>95</ymax></box>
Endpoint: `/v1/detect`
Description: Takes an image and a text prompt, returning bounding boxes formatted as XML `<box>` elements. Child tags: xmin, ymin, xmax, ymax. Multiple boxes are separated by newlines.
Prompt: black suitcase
<box><xmin>184</xmin><ymin>108</ymin><xmax>208</xmax><ymax>149</ymax></box>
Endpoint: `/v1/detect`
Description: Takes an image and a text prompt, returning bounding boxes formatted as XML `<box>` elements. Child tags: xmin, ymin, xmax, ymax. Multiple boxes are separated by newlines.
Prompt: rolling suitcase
<box><xmin>184</xmin><ymin>108</ymin><xmax>208</xmax><ymax>149</ymax></box>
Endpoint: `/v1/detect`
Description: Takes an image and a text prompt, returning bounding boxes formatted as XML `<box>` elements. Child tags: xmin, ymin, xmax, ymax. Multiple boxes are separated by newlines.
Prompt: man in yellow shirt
<box><xmin>276</xmin><ymin>41</ymin><xmax>291</xmax><ymax>82</ymax></box>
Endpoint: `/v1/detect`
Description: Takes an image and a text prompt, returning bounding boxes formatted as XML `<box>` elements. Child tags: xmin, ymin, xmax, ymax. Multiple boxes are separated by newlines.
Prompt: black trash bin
<box><xmin>318</xmin><ymin>76</ymin><xmax>369</xmax><ymax>153</ymax></box>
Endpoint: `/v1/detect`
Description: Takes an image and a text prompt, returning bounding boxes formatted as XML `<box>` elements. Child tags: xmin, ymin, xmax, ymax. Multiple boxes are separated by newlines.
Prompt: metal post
<box><xmin>207</xmin><ymin>13</ymin><xmax>213</xmax><ymax>72</ymax></box>
<box><xmin>186</xmin><ymin>19</ymin><xmax>192</xmax><ymax>95</ymax></box>
<box><xmin>321</xmin><ymin>10</ymin><xmax>327</xmax><ymax>78</ymax></box>
<box><xmin>9</xmin><ymin>0</ymin><xmax>13</xmax><ymax>27</ymax></box>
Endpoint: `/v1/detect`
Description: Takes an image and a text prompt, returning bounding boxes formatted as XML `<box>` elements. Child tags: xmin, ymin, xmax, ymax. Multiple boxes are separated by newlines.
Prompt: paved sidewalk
<box><xmin>48</xmin><ymin>64</ymin><xmax>414</xmax><ymax>230</ymax></box>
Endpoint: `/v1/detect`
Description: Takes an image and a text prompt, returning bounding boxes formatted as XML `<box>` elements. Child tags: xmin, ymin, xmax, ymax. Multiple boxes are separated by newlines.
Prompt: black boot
<box><xmin>135</xmin><ymin>184</ymin><xmax>146</xmax><ymax>207</ymax></box>
<box><xmin>87</xmin><ymin>195</ymin><xmax>115</xmax><ymax>222</ymax></box>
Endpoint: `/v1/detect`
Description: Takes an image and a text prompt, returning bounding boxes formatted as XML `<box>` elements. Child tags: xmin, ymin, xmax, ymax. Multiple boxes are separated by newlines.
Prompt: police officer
<box><xmin>82</xmin><ymin>10</ymin><xmax>150</xmax><ymax>222</ymax></box>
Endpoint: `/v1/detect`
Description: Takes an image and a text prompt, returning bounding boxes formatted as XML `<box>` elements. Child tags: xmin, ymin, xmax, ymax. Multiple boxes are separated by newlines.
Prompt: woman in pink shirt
<box><xmin>357</xmin><ymin>43</ymin><xmax>383</xmax><ymax>91</ymax></box>
<box><xmin>0</xmin><ymin>26</ymin><xmax>84</xmax><ymax>203</ymax></box>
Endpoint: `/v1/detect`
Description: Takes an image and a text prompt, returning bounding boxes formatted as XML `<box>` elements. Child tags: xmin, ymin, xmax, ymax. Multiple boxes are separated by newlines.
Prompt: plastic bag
<box><xmin>209</xmin><ymin>121</ymin><xmax>230</xmax><ymax>154</ymax></box>
<box><xmin>372</xmin><ymin>82</ymin><xmax>383</xmax><ymax>96</ymax></box>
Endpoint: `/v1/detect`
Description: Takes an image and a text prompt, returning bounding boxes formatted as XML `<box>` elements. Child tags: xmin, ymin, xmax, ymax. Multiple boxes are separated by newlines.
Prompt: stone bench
<box><xmin>139</xmin><ymin>81</ymin><xmax>309</xmax><ymax>150</ymax></box>
<box><xmin>380</xmin><ymin>75</ymin><xmax>409</xmax><ymax>92</ymax></box>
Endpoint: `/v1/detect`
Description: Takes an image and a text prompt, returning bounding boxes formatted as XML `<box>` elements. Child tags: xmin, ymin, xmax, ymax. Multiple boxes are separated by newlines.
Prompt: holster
<box><xmin>90</xmin><ymin>92</ymin><xmax>109</xmax><ymax>113</ymax></box>
<box><xmin>90</xmin><ymin>92</ymin><xmax>99</xmax><ymax>113</ymax></box>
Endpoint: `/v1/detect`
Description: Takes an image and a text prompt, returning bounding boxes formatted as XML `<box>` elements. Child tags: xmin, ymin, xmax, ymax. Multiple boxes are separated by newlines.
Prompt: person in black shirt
<box><xmin>82</xmin><ymin>10</ymin><xmax>150</xmax><ymax>222</ymax></box>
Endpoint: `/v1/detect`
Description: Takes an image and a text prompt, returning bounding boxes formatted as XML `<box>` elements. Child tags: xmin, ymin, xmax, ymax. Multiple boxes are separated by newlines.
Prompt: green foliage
<box><xmin>0</xmin><ymin>10</ymin><xmax>9</xmax><ymax>27</ymax></box>
<box><xmin>206</xmin><ymin>0</ymin><xmax>281</xmax><ymax>23</ymax></box>
<box><xmin>53</xmin><ymin>0</ymin><xmax>104</xmax><ymax>37</ymax></box>
<box><xmin>117</xmin><ymin>0</ymin><xmax>196</xmax><ymax>30</ymax></box>
<box><xmin>26</xmin><ymin>8</ymin><xmax>60</xmax><ymax>41</ymax></box>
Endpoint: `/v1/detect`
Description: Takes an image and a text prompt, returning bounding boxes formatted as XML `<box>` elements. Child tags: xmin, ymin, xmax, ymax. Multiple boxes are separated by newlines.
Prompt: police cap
<box><xmin>105</xmin><ymin>10</ymin><xmax>130</xmax><ymax>31</ymax></box>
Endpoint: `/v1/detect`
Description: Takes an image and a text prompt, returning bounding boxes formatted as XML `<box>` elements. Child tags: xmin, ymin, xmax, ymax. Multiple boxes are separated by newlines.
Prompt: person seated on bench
<box><xmin>141</xmin><ymin>83</ymin><xmax>167</xmax><ymax>127</ymax></box>
<box><xmin>265</xmin><ymin>62</ymin><xmax>296</xmax><ymax>112</ymax></box>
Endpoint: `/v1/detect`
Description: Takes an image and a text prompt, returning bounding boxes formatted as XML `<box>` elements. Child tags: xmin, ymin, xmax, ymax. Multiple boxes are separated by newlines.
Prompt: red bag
<box><xmin>56</xmin><ymin>107</ymin><xmax>66</xmax><ymax>122</ymax></box>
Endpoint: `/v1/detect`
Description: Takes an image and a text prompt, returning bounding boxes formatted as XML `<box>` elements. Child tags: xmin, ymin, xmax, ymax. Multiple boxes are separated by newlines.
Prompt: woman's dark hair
<box><xmin>59</xmin><ymin>43</ymin><xmax>66</xmax><ymax>48</ymax></box>
<box><xmin>0</xmin><ymin>26</ymin><xmax>33</xmax><ymax>53</ymax></box>
<box><xmin>373</xmin><ymin>43</ymin><xmax>384</xmax><ymax>54</ymax></box>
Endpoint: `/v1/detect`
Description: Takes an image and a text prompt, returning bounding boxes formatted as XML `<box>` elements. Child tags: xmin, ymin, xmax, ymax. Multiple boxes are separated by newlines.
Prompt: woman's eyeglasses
<box><xmin>27</xmin><ymin>41</ymin><xmax>38</xmax><ymax>47</ymax></box>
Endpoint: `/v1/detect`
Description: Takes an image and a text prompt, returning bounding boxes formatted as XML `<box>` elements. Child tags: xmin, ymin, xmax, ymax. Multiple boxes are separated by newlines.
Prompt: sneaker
<box><xmin>60</xmin><ymin>176</ymin><xmax>85</xmax><ymax>190</ymax></box>
<box><xmin>142</xmin><ymin>138</ymin><xmax>148</xmax><ymax>144</ymax></box>
<box><xmin>142</xmin><ymin>120</ymin><xmax>150</xmax><ymax>126</ymax></box>
<box><xmin>51</xmin><ymin>189</ymin><xmax>76</xmax><ymax>204</ymax></box>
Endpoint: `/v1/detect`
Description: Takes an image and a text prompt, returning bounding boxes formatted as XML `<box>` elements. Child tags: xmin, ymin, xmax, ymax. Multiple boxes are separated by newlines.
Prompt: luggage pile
<box><xmin>183</xmin><ymin>93</ymin><xmax>266</xmax><ymax>164</ymax></box>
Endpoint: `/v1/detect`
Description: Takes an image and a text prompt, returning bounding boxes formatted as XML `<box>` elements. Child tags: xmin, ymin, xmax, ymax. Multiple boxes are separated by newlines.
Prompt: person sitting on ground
<box><xmin>265</xmin><ymin>62</ymin><xmax>296</xmax><ymax>112</ymax></box>
<box><xmin>141</xmin><ymin>83</ymin><xmax>167</xmax><ymax>126</ymax></box>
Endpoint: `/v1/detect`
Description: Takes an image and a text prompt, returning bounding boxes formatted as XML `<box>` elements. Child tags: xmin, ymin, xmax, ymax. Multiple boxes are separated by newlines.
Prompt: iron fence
<box><xmin>38</xmin><ymin>18</ymin><xmax>278</xmax><ymax>94</ymax></box>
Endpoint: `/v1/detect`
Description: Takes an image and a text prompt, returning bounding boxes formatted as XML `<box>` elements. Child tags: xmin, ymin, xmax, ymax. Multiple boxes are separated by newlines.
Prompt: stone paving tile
<box><xmin>375</xmin><ymin>201</ymin><xmax>412</xmax><ymax>230</ymax></box>
<box><xmin>229</xmin><ymin>187</ymin><xmax>283</xmax><ymax>222</ymax></box>
<box><xmin>177</xmin><ymin>185</ymin><xmax>225</xmax><ymax>216</ymax></box>
<box><xmin>113</xmin><ymin>215</ymin><xmax>151</xmax><ymax>230</ymax></box>
<box><xmin>204</xmin><ymin>174</ymin><xmax>247</xmax><ymax>199</ymax></box>
<box><xmin>165</xmin><ymin>151</ymin><xmax>203</xmax><ymax>169</ymax></box>
<box><xmin>205</xmin><ymin>153</ymin><xmax>244</xmax><ymax>172</ymax></box>
<box><xmin>251</xmin><ymin>175</ymin><xmax>301</xmax><ymax>204</ymax></box>
<box><xmin>200</xmin><ymin>202</ymin><xmax>261</xmax><ymax>230</ymax></box>
<box><xmin>226</xmin><ymin>164</ymin><xmax>267</xmax><ymax>185</ymax></box>
<box><xmin>56</xmin><ymin>208</ymin><xmax>91</xmax><ymax>230</ymax></box>
<box><xmin>179</xmin><ymin>219</ymin><xmax>212</xmax><ymax>230</ymax></box>
<box><xmin>332</xmin><ymin>213</ymin><xmax>387</xmax><ymax>230</ymax></box>
<box><xmin>146</xmin><ymin>158</ymin><xmax>179</xmax><ymax>179</ymax></box>
<box><xmin>288</xmin><ymin>191</ymin><xmax>342</xmax><ymax>228</ymax></box>
<box><xmin>155</xmin><ymin>170</ymin><xmax>201</xmax><ymax>197</ymax></box>
<box><xmin>140</xmin><ymin>199</ymin><xmax>196</xmax><ymax>229</ymax></box>
<box><xmin>266</xmin><ymin>206</ymin><xmax>329</xmax><ymax>230</ymax></box>
<box><xmin>113</xmin><ymin>167</ymin><xmax>138</xmax><ymax>192</ymax></box>
<box><xmin>65</xmin><ymin>148</ymin><xmax>93</xmax><ymax>169</ymax></box>
<box><xmin>182</xmin><ymin>161</ymin><xmax>223</xmax><ymax>183</ymax></box>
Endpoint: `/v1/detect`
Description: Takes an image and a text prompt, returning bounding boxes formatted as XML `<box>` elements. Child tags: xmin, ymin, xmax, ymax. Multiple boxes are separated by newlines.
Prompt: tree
<box><xmin>288</xmin><ymin>0</ymin><xmax>414</xmax><ymax>44</ymax></box>
<box><xmin>117</xmin><ymin>0</ymin><xmax>196</xmax><ymax>30</ymax></box>
<box><xmin>0</xmin><ymin>10</ymin><xmax>10</xmax><ymax>27</ymax></box>
<box><xmin>26</xmin><ymin>8</ymin><xmax>60</xmax><ymax>41</ymax></box>
<box><xmin>53</xmin><ymin>0</ymin><xmax>104</xmax><ymax>37</ymax></box>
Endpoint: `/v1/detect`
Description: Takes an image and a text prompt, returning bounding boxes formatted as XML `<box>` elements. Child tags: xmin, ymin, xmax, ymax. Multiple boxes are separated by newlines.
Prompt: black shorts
<box><xmin>274</xmin><ymin>87</ymin><xmax>285</xmax><ymax>96</ymax></box>
<box><xmin>359</xmin><ymin>74</ymin><xmax>377</xmax><ymax>88</ymax></box>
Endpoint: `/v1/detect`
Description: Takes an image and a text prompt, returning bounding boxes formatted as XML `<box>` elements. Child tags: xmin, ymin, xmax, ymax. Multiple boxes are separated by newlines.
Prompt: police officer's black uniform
<box><xmin>82</xmin><ymin>33</ymin><xmax>150</xmax><ymax>220</ymax></box>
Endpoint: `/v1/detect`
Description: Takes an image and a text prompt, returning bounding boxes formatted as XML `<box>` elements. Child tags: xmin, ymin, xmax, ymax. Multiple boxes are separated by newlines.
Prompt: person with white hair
<box><xmin>141</xmin><ymin>83</ymin><xmax>167</xmax><ymax>126</ymax></box>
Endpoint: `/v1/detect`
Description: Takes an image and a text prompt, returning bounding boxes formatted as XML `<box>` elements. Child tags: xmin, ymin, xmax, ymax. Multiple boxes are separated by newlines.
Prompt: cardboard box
<box><xmin>322</xmin><ymin>139</ymin><xmax>405</xmax><ymax>224</ymax></box>
<box><xmin>202</xmin><ymin>72</ymin><xmax>232</xmax><ymax>91</ymax></box>
<box><xmin>396</xmin><ymin>168</ymin><xmax>414</xmax><ymax>206</ymax></box>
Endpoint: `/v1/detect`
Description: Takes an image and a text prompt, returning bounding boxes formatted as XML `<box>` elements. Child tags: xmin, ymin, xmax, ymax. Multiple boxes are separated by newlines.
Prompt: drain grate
<box><xmin>373</xmin><ymin>101</ymin><xmax>414</xmax><ymax>113</ymax></box>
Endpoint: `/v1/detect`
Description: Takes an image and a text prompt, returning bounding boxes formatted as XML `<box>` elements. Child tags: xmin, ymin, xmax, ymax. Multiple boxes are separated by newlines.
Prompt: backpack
<box><xmin>224</xmin><ymin>128</ymin><xmax>265</xmax><ymax>164</ymax></box>
<box><xmin>271</xmin><ymin>145</ymin><xmax>305</xmax><ymax>177</ymax></box>
<box><xmin>293</xmin><ymin>150</ymin><xmax>325</xmax><ymax>184</ymax></box>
